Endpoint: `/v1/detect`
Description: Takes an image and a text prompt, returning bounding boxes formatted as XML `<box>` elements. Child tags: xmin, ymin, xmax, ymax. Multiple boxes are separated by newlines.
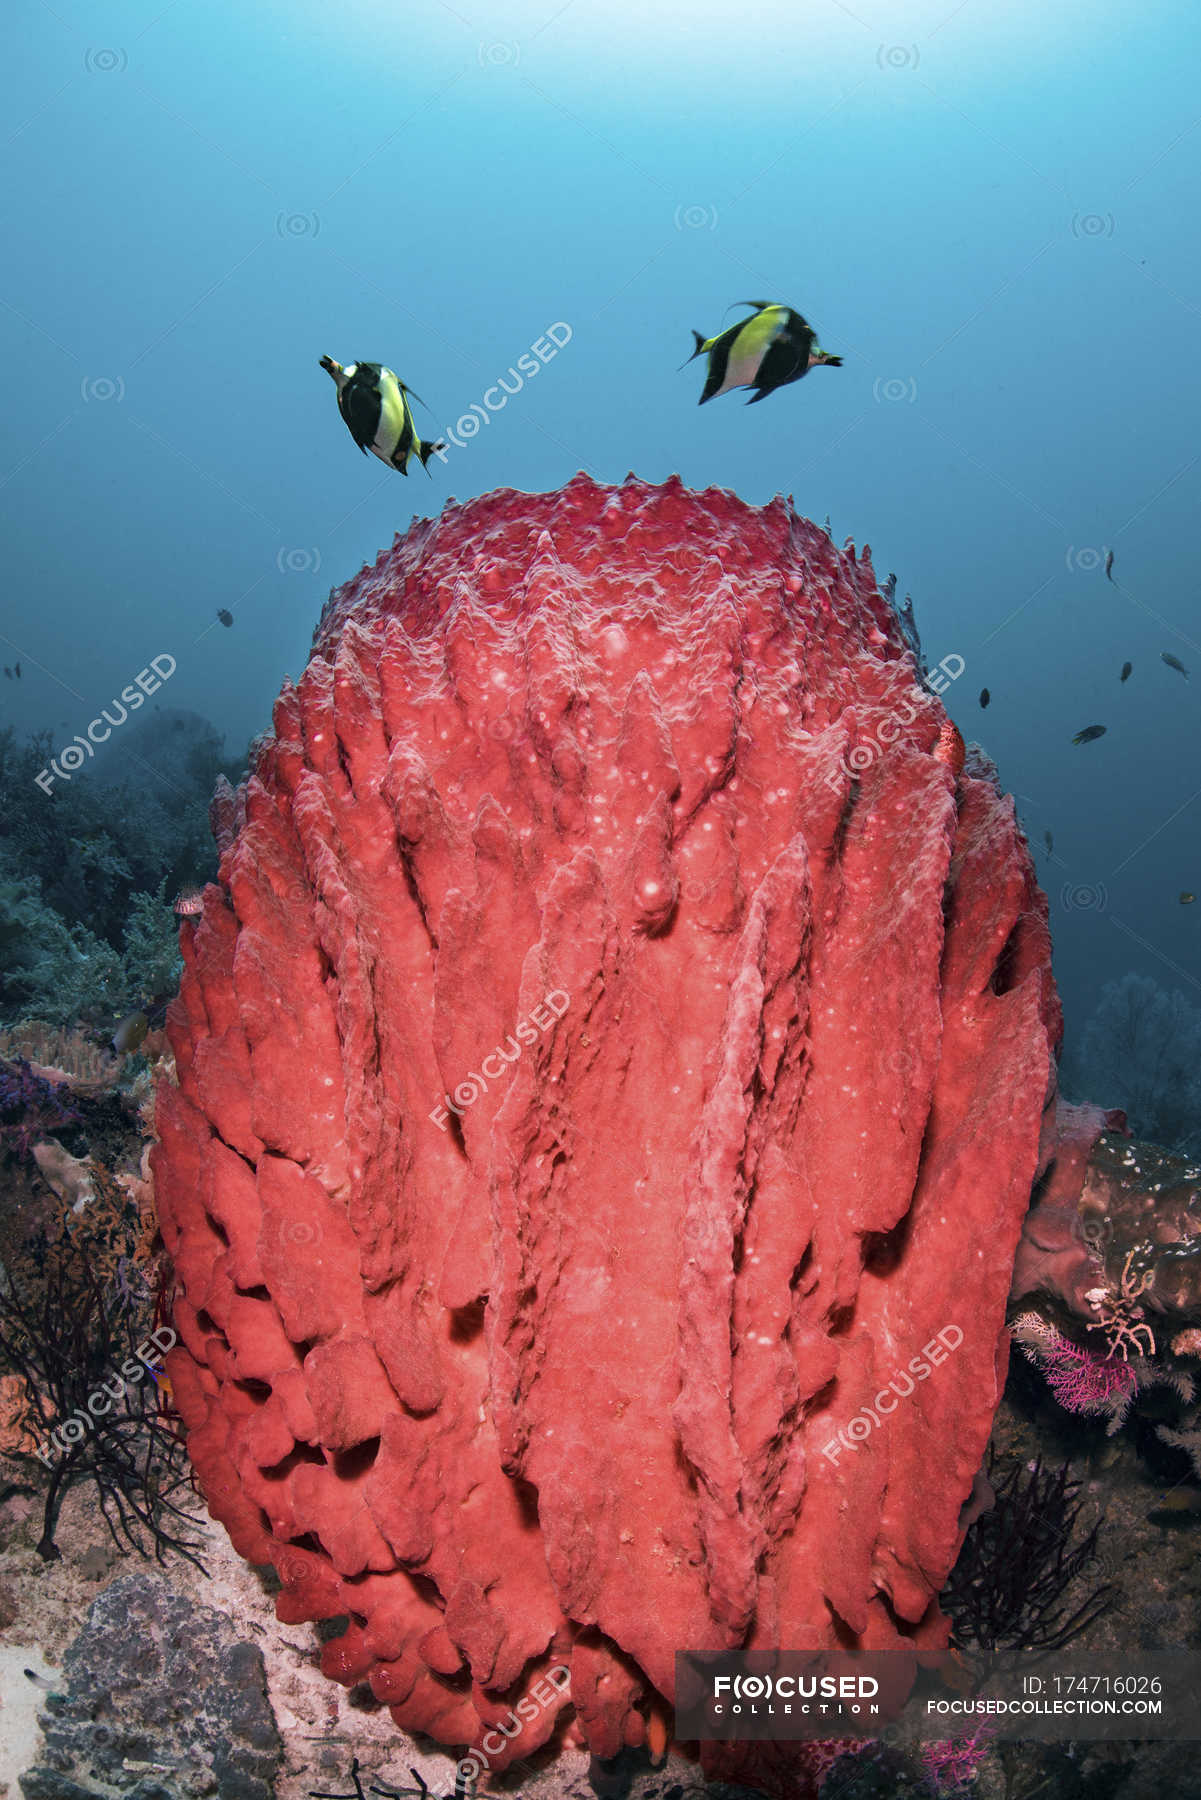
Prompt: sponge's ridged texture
<box><xmin>154</xmin><ymin>473</ymin><xmax>1060</xmax><ymax>1794</ymax></box>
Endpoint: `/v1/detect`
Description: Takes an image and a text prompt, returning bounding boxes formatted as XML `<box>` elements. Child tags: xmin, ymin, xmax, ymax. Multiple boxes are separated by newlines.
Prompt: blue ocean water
<box><xmin>1</xmin><ymin>0</ymin><xmax>1199</xmax><ymax>1074</ymax></box>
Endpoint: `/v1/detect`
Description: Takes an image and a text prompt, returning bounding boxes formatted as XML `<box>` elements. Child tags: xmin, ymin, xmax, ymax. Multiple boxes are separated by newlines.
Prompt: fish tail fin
<box><xmin>678</xmin><ymin>330</ymin><xmax>708</xmax><ymax>371</ymax></box>
<box><xmin>417</xmin><ymin>437</ymin><xmax>446</xmax><ymax>472</ymax></box>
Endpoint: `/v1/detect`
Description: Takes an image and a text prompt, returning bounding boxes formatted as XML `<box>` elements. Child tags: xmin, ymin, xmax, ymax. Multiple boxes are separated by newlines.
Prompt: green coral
<box><xmin>0</xmin><ymin>713</ymin><xmax>243</xmax><ymax>1030</ymax></box>
<box><xmin>0</xmin><ymin>854</ymin><xmax>124</xmax><ymax>1024</ymax></box>
<box><xmin>120</xmin><ymin>878</ymin><xmax>182</xmax><ymax>1006</ymax></box>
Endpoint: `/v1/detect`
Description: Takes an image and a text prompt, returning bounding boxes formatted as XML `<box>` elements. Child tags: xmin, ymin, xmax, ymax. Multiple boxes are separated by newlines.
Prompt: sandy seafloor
<box><xmin>3</xmin><ymin>1375</ymin><xmax>1201</xmax><ymax>1800</ymax></box>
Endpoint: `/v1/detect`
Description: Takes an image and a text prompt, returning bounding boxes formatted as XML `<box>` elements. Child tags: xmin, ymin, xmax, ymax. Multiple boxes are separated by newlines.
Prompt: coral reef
<box><xmin>919</xmin><ymin>1729</ymin><xmax>993</xmax><ymax>1795</ymax></box>
<box><xmin>1071</xmin><ymin>972</ymin><xmax>1201</xmax><ymax>1157</ymax></box>
<box><xmin>17</xmin><ymin>1570</ymin><xmax>282</xmax><ymax>1799</ymax></box>
<box><xmin>1008</xmin><ymin>1313</ymin><xmax>1138</xmax><ymax>1429</ymax></box>
<box><xmin>0</xmin><ymin>1370</ymin><xmax>41</xmax><ymax>1455</ymax></box>
<box><xmin>153</xmin><ymin>475</ymin><xmax>1068</xmax><ymax>1797</ymax></box>
<box><xmin>1010</xmin><ymin>1124</ymin><xmax>1201</xmax><ymax>1454</ymax></box>
<box><xmin>940</xmin><ymin>1451</ymin><xmax>1113</xmax><ymax>1678</ymax></box>
<box><xmin>0</xmin><ymin>1059</ymin><xmax>83</xmax><ymax>1161</ymax></box>
<box><xmin>0</xmin><ymin>852</ymin><xmax>124</xmax><ymax>1026</ymax></box>
<box><xmin>0</xmin><ymin>1142</ymin><xmax>198</xmax><ymax>1565</ymax></box>
<box><xmin>31</xmin><ymin>1138</ymin><xmax>97</xmax><ymax>1212</ymax></box>
<box><xmin>0</xmin><ymin>711</ymin><xmax>245</xmax><ymax>1028</ymax></box>
<box><xmin>0</xmin><ymin>1023</ymin><xmax>122</xmax><ymax>1096</ymax></box>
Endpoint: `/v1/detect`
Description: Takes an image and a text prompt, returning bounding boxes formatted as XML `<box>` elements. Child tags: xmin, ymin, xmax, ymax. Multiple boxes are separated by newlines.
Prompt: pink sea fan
<box><xmin>920</xmin><ymin>1727</ymin><xmax>993</xmax><ymax>1793</ymax></box>
<box><xmin>1011</xmin><ymin>1313</ymin><xmax>1137</xmax><ymax>1423</ymax></box>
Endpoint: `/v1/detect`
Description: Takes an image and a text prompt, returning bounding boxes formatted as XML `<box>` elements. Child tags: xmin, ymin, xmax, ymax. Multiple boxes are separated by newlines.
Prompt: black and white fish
<box><xmin>1162</xmin><ymin>651</ymin><xmax>1189</xmax><ymax>678</ymax></box>
<box><xmin>320</xmin><ymin>358</ymin><xmax>444</xmax><ymax>475</ymax></box>
<box><xmin>684</xmin><ymin>302</ymin><xmax>842</xmax><ymax>405</ymax></box>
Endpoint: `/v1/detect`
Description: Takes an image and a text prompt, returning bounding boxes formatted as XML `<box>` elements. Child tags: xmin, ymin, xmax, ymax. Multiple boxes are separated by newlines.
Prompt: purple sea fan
<box><xmin>920</xmin><ymin>1728</ymin><xmax>993</xmax><ymax>1794</ymax></box>
<box><xmin>0</xmin><ymin>1058</ymin><xmax>83</xmax><ymax>1161</ymax></box>
<box><xmin>1011</xmin><ymin>1311</ymin><xmax>1137</xmax><ymax>1426</ymax></box>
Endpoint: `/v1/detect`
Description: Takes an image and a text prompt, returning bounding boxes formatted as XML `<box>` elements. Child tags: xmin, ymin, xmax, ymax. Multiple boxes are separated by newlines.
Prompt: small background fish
<box><xmin>112</xmin><ymin>1010</ymin><xmax>149</xmax><ymax>1054</ymax></box>
<box><xmin>1147</xmin><ymin>1487</ymin><xmax>1201</xmax><ymax>1526</ymax></box>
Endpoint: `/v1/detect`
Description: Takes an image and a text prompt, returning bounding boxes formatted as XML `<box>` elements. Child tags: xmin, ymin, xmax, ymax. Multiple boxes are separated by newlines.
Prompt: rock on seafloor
<box><xmin>17</xmin><ymin>1571</ymin><xmax>281</xmax><ymax>1799</ymax></box>
<box><xmin>152</xmin><ymin>474</ymin><xmax>1065</xmax><ymax>1797</ymax></box>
